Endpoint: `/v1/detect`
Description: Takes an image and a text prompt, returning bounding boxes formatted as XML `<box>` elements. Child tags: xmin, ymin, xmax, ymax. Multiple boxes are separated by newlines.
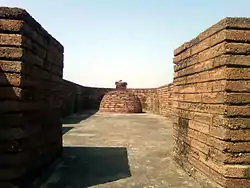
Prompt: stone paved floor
<box><xmin>34</xmin><ymin>111</ymin><xmax>201</xmax><ymax>188</ymax></box>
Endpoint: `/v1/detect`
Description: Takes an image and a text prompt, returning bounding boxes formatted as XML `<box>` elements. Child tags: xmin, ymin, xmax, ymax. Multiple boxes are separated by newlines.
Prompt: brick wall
<box><xmin>58</xmin><ymin>80</ymin><xmax>113</xmax><ymax>117</ymax></box>
<box><xmin>157</xmin><ymin>84</ymin><xmax>173</xmax><ymax>117</ymax></box>
<box><xmin>128</xmin><ymin>89</ymin><xmax>157</xmax><ymax>112</ymax></box>
<box><xmin>0</xmin><ymin>7</ymin><xmax>63</xmax><ymax>187</ymax></box>
<box><xmin>57</xmin><ymin>84</ymin><xmax>174</xmax><ymax>116</ymax></box>
<box><xmin>172</xmin><ymin>17</ymin><xmax>250</xmax><ymax>188</ymax></box>
<box><xmin>5</xmin><ymin>6</ymin><xmax>250</xmax><ymax>188</ymax></box>
<box><xmin>57</xmin><ymin>84</ymin><xmax>174</xmax><ymax>115</ymax></box>
<box><xmin>129</xmin><ymin>84</ymin><xmax>173</xmax><ymax>116</ymax></box>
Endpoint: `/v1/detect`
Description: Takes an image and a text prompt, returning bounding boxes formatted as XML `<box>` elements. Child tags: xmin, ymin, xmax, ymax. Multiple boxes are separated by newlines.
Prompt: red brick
<box><xmin>0</xmin><ymin>72</ymin><xmax>21</xmax><ymax>86</ymax></box>
<box><xmin>0</xmin><ymin>19</ymin><xmax>24</xmax><ymax>32</ymax></box>
<box><xmin>174</xmin><ymin>17</ymin><xmax>250</xmax><ymax>56</ymax></box>
<box><xmin>213</xmin><ymin>115</ymin><xmax>250</xmax><ymax>129</ymax></box>
<box><xmin>174</xmin><ymin>125</ymin><xmax>250</xmax><ymax>153</ymax></box>
<box><xmin>174</xmin><ymin>54</ymin><xmax>250</xmax><ymax>77</ymax></box>
<box><xmin>0</xmin><ymin>47</ymin><xmax>23</xmax><ymax>60</ymax></box>
<box><xmin>0</xmin><ymin>60</ymin><xmax>22</xmax><ymax>73</ymax></box>
<box><xmin>0</xmin><ymin>34</ymin><xmax>22</xmax><ymax>46</ymax></box>
<box><xmin>225</xmin><ymin>80</ymin><xmax>250</xmax><ymax>92</ymax></box>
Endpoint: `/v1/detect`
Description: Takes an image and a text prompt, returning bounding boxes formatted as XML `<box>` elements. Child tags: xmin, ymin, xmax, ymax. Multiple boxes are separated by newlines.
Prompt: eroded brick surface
<box><xmin>0</xmin><ymin>7</ymin><xmax>63</xmax><ymax>187</ymax></box>
<box><xmin>173</xmin><ymin>17</ymin><xmax>250</xmax><ymax>188</ymax></box>
<box><xmin>99</xmin><ymin>90</ymin><xmax>142</xmax><ymax>113</ymax></box>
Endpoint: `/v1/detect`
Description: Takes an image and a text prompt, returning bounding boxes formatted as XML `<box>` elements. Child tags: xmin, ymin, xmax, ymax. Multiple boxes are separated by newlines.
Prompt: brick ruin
<box><xmin>99</xmin><ymin>80</ymin><xmax>143</xmax><ymax>113</ymax></box>
<box><xmin>172</xmin><ymin>18</ymin><xmax>250</xmax><ymax>188</ymax></box>
<box><xmin>0</xmin><ymin>7</ymin><xmax>249</xmax><ymax>188</ymax></box>
<box><xmin>0</xmin><ymin>7</ymin><xmax>63</xmax><ymax>187</ymax></box>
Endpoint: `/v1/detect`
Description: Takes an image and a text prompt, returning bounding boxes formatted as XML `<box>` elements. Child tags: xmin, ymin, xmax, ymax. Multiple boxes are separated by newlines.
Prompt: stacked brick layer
<box><xmin>157</xmin><ymin>84</ymin><xmax>173</xmax><ymax>117</ymax></box>
<box><xmin>129</xmin><ymin>89</ymin><xmax>158</xmax><ymax>113</ymax></box>
<box><xmin>57</xmin><ymin>80</ymin><xmax>114</xmax><ymax>117</ymax></box>
<box><xmin>99</xmin><ymin>90</ymin><xmax>142</xmax><ymax>113</ymax></box>
<box><xmin>129</xmin><ymin>85</ymin><xmax>173</xmax><ymax>117</ymax></box>
<box><xmin>56</xmin><ymin>84</ymin><xmax>174</xmax><ymax>116</ymax></box>
<box><xmin>0</xmin><ymin>7</ymin><xmax>63</xmax><ymax>187</ymax></box>
<box><xmin>173</xmin><ymin>17</ymin><xmax>250</xmax><ymax>188</ymax></box>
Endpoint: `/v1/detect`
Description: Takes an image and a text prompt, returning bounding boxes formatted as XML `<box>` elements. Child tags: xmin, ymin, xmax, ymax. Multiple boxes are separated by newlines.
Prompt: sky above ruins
<box><xmin>2</xmin><ymin>0</ymin><xmax>250</xmax><ymax>88</ymax></box>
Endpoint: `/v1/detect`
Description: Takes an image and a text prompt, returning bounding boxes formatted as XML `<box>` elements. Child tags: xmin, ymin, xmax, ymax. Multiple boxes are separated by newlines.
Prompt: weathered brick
<box><xmin>225</xmin><ymin>80</ymin><xmax>250</xmax><ymax>92</ymax></box>
<box><xmin>0</xmin><ymin>60</ymin><xmax>22</xmax><ymax>73</ymax></box>
<box><xmin>201</xmin><ymin>92</ymin><xmax>224</xmax><ymax>104</ymax></box>
<box><xmin>213</xmin><ymin>115</ymin><xmax>250</xmax><ymax>129</ymax></box>
<box><xmin>185</xmin><ymin>145</ymin><xmax>250</xmax><ymax>179</ymax></box>
<box><xmin>174</xmin><ymin>41</ymin><xmax>225</xmax><ymax>64</ymax></box>
<box><xmin>225</xmin><ymin>42</ymin><xmax>250</xmax><ymax>54</ymax></box>
<box><xmin>0</xmin><ymin>7</ymin><xmax>64</xmax><ymax>187</ymax></box>
<box><xmin>175</xmin><ymin>29</ymin><xmax>250</xmax><ymax>64</ymax></box>
<box><xmin>173</xmin><ymin>125</ymin><xmax>250</xmax><ymax>153</ymax></box>
<box><xmin>174</xmin><ymin>67</ymin><xmax>250</xmax><ymax>86</ymax></box>
<box><xmin>174</xmin><ymin>92</ymin><xmax>250</xmax><ymax>104</ymax></box>
<box><xmin>174</xmin><ymin>67</ymin><xmax>225</xmax><ymax>85</ymax></box>
<box><xmin>0</xmin><ymin>19</ymin><xmax>24</xmax><ymax>32</ymax></box>
<box><xmin>0</xmin><ymin>33</ymin><xmax>22</xmax><ymax>46</ymax></box>
<box><xmin>174</xmin><ymin>17</ymin><xmax>250</xmax><ymax>188</ymax></box>
<box><xmin>0</xmin><ymin>47</ymin><xmax>23</xmax><ymax>60</ymax></box>
<box><xmin>210</xmin><ymin>169</ymin><xmax>250</xmax><ymax>188</ymax></box>
<box><xmin>224</xmin><ymin>93</ymin><xmax>250</xmax><ymax>104</ymax></box>
<box><xmin>174</xmin><ymin>131</ymin><xmax>250</xmax><ymax>165</ymax></box>
<box><xmin>0</xmin><ymin>72</ymin><xmax>21</xmax><ymax>86</ymax></box>
<box><xmin>0</xmin><ymin>7</ymin><xmax>63</xmax><ymax>52</ymax></box>
<box><xmin>174</xmin><ymin>17</ymin><xmax>250</xmax><ymax>56</ymax></box>
<box><xmin>210</xmin><ymin>125</ymin><xmax>250</xmax><ymax>141</ymax></box>
<box><xmin>225</xmin><ymin>105</ymin><xmax>250</xmax><ymax>117</ymax></box>
<box><xmin>174</xmin><ymin>55</ymin><xmax>250</xmax><ymax>78</ymax></box>
<box><xmin>173</xmin><ymin>102</ymin><xmax>226</xmax><ymax>115</ymax></box>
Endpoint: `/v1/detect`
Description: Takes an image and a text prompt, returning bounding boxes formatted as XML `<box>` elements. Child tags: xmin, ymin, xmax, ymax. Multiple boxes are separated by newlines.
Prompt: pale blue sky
<box><xmin>2</xmin><ymin>0</ymin><xmax>250</xmax><ymax>88</ymax></box>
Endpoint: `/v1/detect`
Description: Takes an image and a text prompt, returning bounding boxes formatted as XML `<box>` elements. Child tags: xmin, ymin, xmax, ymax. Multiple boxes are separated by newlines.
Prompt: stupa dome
<box><xmin>99</xmin><ymin>81</ymin><xmax>142</xmax><ymax>113</ymax></box>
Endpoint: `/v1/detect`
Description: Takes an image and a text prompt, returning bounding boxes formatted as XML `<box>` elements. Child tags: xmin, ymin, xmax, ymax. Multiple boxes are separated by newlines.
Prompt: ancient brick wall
<box><xmin>173</xmin><ymin>17</ymin><xmax>250</xmax><ymax>188</ymax></box>
<box><xmin>128</xmin><ymin>89</ymin><xmax>157</xmax><ymax>112</ymax></box>
<box><xmin>0</xmin><ymin>7</ymin><xmax>63</xmax><ymax>187</ymax></box>
<box><xmin>58</xmin><ymin>80</ymin><xmax>113</xmax><ymax>117</ymax></box>
<box><xmin>129</xmin><ymin>85</ymin><xmax>173</xmax><ymax>116</ymax></box>
<box><xmin>157</xmin><ymin>84</ymin><xmax>173</xmax><ymax>118</ymax></box>
<box><xmin>58</xmin><ymin>85</ymin><xmax>174</xmax><ymax>115</ymax></box>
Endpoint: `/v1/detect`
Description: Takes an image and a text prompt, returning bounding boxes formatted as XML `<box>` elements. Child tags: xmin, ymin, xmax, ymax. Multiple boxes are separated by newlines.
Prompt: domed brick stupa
<box><xmin>99</xmin><ymin>80</ymin><xmax>142</xmax><ymax>113</ymax></box>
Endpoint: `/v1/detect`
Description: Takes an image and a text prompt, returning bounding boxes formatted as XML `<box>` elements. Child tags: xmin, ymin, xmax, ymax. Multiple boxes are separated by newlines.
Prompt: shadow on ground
<box><xmin>30</xmin><ymin>147</ymin><xmax>131</xmax><ymax>188</ymax></box>
<box><xmin>62</xmin><ymin>110</ymin><xmax>98</xmax><ymax>125</ymax></box>
<box><xmin>62</xmin><ymin>126</ymin><xmax>74</xmax><ymax>135</ymax></box>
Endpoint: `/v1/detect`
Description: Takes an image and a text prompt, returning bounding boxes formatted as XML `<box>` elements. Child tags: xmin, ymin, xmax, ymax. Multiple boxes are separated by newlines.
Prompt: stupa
<box><xmin>99</xmin><ymin>80</ymin><xmax>142</xmax><ymax>113</ymax></box>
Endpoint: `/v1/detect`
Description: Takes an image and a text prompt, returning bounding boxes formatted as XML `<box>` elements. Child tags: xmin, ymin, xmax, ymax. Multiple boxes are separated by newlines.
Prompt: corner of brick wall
<box><xmin>0</xmin><ymin>7</ymin><xmax>63</xmax><ymax>187</ymax></box>
<box><xmin>59</xmin><ymin>80</ymin><xmax>114</xmax><ymax>117</ymax></box>
<box><xmin>173</xmin><ymin>17</ymin><xmax>250</xmax><ymax>188</ymax></box>
<box><xmin>157</xmin><ymin>83</ymin><xmax>174</xmax><ymax>118</ymax></box>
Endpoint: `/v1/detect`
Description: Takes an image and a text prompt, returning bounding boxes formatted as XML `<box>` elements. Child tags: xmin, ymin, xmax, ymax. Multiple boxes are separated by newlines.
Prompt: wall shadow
<box><xmin>62</xmin><ymin>126</ymin><xmax>74</xmax><ymax>135</ymax></box>
<box><xmin>29</xmin><ymin>146</ymin><xmax>131</xmax><ymax>188</ymax></box>
<box><xmin>62</xmin><ymin>110</ymin><xmax>98</xmax><ymax>124</ymax></box>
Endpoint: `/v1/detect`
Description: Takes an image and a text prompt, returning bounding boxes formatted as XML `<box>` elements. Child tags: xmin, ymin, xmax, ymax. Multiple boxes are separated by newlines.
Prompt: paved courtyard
<box><xmin>33</xmin><ymin>111</ymin><xmax>201</xmax><ymax>188</ymax></box>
